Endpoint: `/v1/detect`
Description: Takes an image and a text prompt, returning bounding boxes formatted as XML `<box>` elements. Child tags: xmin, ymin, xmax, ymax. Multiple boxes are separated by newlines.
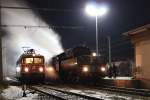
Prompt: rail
<box><xmin>97</xmin><ymin>85</ymin><xmax>150</xmax><ymax>97</ymax></box>
<box><xmin>30</xmin><ymin>85</ymin><xmax>103</xmax><ymax>100</ymax></box>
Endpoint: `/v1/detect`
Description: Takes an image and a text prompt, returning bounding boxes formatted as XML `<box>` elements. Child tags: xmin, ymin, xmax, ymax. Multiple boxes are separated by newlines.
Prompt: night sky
<box><xmin>26</xmin><ymin>0</ymin><xmax>150</xmax><ymax>60</ymax></box>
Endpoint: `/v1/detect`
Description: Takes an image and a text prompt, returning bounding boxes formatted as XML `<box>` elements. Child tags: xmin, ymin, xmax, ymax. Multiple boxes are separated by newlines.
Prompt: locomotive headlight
<box><xmin>16</xmin><ymin>67</ymin><xmax>20</xmax><ymax>72</ymax></box>
<box><xmin>92</xmin><ymin>52</ymin><xmax>97</xmax><ymax>57</ymax></box>
<box><xmin>74</xmin><ymin>62</ymin><xmax>77</xmax><ymax>65</ymax></box>
<box><xmin>101</xmin><ymin>67</ymin><xmax>106</xmax><ymax>72</ymax></box>
<box><xmin>82</xmin><ymin>66</ymin><xmax>89</xmax><ymax>72</ymax></box>
<box><xmin>24</xmin><ymin>67</ymin><xmax>29</xmax><ymax>72</ymax></box>
<box><xmin>39</xmin><ymin>67</ymin><xmax>43</xmax><ymax>72</ymax></box>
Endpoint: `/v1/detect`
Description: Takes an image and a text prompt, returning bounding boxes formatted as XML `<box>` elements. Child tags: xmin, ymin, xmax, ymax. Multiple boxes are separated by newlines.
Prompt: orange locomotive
<box><xmin>16</xmin><ymin>49</ymin><xmax>45</xmax><ymax>83</ymax></box>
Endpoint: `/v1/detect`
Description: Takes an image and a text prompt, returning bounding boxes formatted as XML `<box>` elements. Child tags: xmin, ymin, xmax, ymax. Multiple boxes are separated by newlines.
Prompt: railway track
<box><xmin>96</xmin><ymin>85</ymin><xmax>150</xmax><ymax>97</ymax></box>
<box><xmin>6</xmin><ymin>79</ymin><xmax>150</xmax><ymax>99</ymax></box>
<box><xmin>29</xmin><ymin>84</ymin><xmax>150</xmax><ymax>100</ymax></box>
<box><xmin>29</xmin><ymin>85</ymin><xmax>103</xmax><ymax>100</ymax></box>
<box><xmin>44</xmin><ymin>82</ymin><xmax>150</xmax><ymax>97</ymax></box>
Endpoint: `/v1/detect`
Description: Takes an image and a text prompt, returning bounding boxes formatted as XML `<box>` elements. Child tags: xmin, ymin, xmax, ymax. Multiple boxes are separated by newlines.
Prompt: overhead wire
<box><xmin>0</xmin><ymin>6</ymin><xmax>83</xmax><ymax>29</ymax></box>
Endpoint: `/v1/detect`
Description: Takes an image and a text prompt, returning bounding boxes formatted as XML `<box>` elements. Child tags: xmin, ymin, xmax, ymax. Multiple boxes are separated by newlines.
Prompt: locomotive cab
<box><xmin>16</xmin><ymin>49</ymin><xmax>45</xmax><ymax>83</ymax></box>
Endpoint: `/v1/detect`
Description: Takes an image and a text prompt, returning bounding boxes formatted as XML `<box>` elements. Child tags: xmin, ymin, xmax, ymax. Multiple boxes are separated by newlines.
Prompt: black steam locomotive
<box><xmin>51</xmin><ymin>46</ymin><xmax>107</xmax><ymax>82</ymax></box>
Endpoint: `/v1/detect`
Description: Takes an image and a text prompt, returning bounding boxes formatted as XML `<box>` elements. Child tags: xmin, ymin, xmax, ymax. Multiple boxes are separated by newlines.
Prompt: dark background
<box><xmin>26</xmin><ymin>0</ymin><xmax>150</xmax><ymax>61</ymax></box>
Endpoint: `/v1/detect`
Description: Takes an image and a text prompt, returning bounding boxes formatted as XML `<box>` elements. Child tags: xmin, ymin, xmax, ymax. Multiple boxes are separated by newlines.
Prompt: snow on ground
<box><xmin>47</xmin><ymin>86</ymin><xmax>137</xmax><ymax>100</ymax></box>
<box><xmin>68</xmin><ymin>88</ymin><xmax>148</xmax><ymax>100</ymax></box>
<box><xmin>104</xmin><ymin>77</ymin><xmax>132</xmax><ymax>80</ymax></box>
<box><xmin>46</xmin><ymin>85</ymin><xmax>149</xmax><ymax>100</ymax></box>
<box><xmin>1</xmin><ymin>85</ymin><xmax>149</xmax><ymax>100</ymax></box>
<box><xmin>1</xmin><ymin>86</ymin><xmax>38</xmax><ymax>100</ymax></box>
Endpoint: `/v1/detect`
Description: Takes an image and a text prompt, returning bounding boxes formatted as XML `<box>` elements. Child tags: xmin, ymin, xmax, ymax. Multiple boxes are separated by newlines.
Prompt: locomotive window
<box><xmin>34</xmin><ymin>58</ymin><xmax>43</xmax><ymax>64</ymax></box>
<box><xmin>23</xmin><ymin>57</ymin><xmax>44</xmax><ymax>64</ymax></box>
<box><xmin>24</xmin><ymin>58</ymin><xmax>33</xmax><ymax>64</ymax></box>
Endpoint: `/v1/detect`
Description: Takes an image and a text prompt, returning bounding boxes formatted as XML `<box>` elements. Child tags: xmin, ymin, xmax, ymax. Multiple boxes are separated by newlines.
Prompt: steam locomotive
<box><xmin>16</xmin><ymin>49</ymin><xmax>45</xmax><ymax>83</ymax></box>
<box><xmin>51</xmin><ymin>46</ymin><xmax>107</xmax><ymax>82</ymax></box>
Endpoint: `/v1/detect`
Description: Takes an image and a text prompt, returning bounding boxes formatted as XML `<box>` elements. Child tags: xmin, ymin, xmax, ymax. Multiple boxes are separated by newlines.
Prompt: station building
<box><xmin>123</xmin><ymin>24</ymin><xmax>150</xmax><ymax>89</ymax></box>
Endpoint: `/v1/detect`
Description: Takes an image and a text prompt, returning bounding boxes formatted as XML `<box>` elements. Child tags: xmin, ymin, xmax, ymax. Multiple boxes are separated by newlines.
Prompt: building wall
<box><xmin>133</xmin><ymin>33</ymin><xmax>150</xmax><ymax>89</ymax></box>
<box><xmin>0</xmin><ymin>36</ymin><xmax>2</xmax><ymax>81</ymax></box>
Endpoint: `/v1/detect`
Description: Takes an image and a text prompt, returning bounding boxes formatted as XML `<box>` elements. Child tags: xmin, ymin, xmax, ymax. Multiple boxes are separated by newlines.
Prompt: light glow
<box><xmin>85</xmin><ymin>4</ymin><xmax>97</xmax><ymax>16</ymax></box>
<box><xmin>48</xmin><ymin>67</ymin><xmax>54</xmax><ymax>72</ymax></box>
<box><xmin>92</xmin><ymin>52</ymin><xmax>97</xmax><ymax>57</ymax></box>
<box><xmin>45</xmin><ymin>66</ymin><xmax>58</xmax><ymax>79</ymax></box>
<box><xmin>97</xmin><ymin>7</ymin><xmax>108</xmax><ymax>16</ymax></box>
<box><xmin>74</xmin><ymin>62</ymin><xmax>78</xmax><ymax>65</ymax></box>
<box><xmin>83</xmin><ymin>66</ymin><xmax>89</xmax><ymax>72</ymax></box>
<box><xmin>39</xmin><ymin>67</ymin><xmax>43</xmax><ymax>72</ymax></box>
<box><xmin>16</xmin><ymin>67</ymin><xmax>20</xmax><ymax>72</ymax></box>
<box><xmin>85</xmin><ymin>3</ymin><xmax>108</xmax><ymax>16</ymax></box>
<box><xmin>24</xmin><ymin>67</ymin><xmax>29</xmax><ymax>72</ymax></box>
<box><xmin>101</xmin><ymin>67</ymin><xmax>106</xmax><ymax>72</ymax></box>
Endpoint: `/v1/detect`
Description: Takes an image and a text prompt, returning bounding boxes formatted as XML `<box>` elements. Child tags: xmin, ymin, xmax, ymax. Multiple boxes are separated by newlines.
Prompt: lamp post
<box><xmin>95</xmin><ymin>15</ymin><xmax>98</xmax><ymax>56</ymax></box>
<box><xmin>85</xmin><ymin>4</ymin><xmax>108</xmax><ymax>56</ymax></box>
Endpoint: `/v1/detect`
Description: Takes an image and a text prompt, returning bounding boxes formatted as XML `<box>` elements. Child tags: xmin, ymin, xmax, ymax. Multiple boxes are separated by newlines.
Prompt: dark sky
<box><xmin>26</xmin><ymin>0</ymin><xmax>150</xmax><ymax>60</ymax></box>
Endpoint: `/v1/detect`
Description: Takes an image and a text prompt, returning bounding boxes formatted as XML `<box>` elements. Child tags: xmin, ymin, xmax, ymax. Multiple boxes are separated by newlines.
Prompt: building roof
<box><xmin>123</xmin><ymin>24</ymin><xmax>150</xmax><ymax>36</ymax></box>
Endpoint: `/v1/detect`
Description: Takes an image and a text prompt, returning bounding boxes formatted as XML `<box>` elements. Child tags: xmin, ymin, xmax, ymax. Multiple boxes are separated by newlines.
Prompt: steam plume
<box><xmin>1</xmin><ymin>0</ymin><xmax>63</xmax><ymax>77</ymax></box>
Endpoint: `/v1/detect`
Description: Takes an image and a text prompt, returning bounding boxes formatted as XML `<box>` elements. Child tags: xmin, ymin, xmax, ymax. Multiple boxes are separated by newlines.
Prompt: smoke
<box><xmin>1</xmin><ymin>0</ymin><xmax>64</xmax><ymax>77</ymax></box>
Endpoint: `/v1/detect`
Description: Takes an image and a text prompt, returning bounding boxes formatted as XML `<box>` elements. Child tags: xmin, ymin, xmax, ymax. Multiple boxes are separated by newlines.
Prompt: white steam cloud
<box><xmin>1</xmin><ymin>0</ymin><xmax>64</xmax><ymax>77</ymax></box>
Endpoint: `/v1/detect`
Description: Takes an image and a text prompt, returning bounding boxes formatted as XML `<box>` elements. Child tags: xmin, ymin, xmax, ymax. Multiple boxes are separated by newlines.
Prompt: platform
<box><xmin>98</xmin><ymin>77</ymin><xmax>141</xmax><ymax>88</ymax></box>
